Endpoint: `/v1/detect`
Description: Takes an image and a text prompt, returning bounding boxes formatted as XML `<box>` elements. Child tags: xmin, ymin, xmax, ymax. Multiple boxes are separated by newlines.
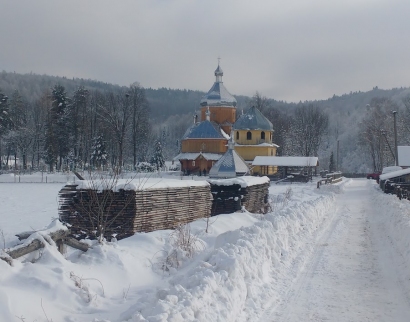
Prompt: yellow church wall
<box><xmin>234</xmin><ymin>130</ymin><xmax>273</xmax><ymax>145</ymax></box>
<box><xmin>234</xmin><ymin>145</ymin><xmax>276</xmax><ymax>161</ymax></box>
<box><xmin>235</xmin><ymin>145</ymin><xmax>277</xmax><ymax>175</ymax></box>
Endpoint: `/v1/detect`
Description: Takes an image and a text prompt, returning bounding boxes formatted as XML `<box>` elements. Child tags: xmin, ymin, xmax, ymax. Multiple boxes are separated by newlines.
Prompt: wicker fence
<box><xmin>59</xmin><ymin>177</ymin><xmax>270</xmax><ymax>241</ymax></box>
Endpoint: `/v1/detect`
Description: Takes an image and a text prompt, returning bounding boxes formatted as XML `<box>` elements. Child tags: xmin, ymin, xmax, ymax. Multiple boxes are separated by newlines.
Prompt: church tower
<box><xmin>199</xmin><ymin>63</ymin><xmax>237</xmax><ymax>135</ymax></box>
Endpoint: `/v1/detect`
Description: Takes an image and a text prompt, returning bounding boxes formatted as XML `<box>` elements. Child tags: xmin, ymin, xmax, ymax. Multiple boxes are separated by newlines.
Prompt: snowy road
<box><xmin>268</xmin><ymin>179</ymin><xmax>410</xmax><ymax>322</ymax></box>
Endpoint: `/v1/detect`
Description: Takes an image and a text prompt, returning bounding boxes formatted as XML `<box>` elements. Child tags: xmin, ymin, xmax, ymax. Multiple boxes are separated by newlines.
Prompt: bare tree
<box><xmin>97</xmin><ymin>90</ymin><xmax>133</xmax><ymax>172</ymax></box>
<box><xmin>287</xmin><ymin>104</ymin><xmax>329</xmax><ymax>157</ymax></box>
<box><xmin>129</xmin><ymin>83</ymin><xmax>150</xmax><ymax>168</ymax></box>
<box><xmin>359</xmin><ymin>98</ymin><xmax>397</xmax><ymax>171</ymax></box>
<box><xmin>61</xmin><ymin>170</ymin><xmax>142</xmax><ymax>243</ymax></box>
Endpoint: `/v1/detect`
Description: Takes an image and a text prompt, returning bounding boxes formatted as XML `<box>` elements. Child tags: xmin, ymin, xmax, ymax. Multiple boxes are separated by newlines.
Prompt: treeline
<box><xmin>0</xmin><ymin>84</ymin><xmax>150</xmax><ymax>172</ymax></box>
<box><xmin>4</xmin><ymin>70</ymin><xmax>410</xmax><ymax>173</ymax></box>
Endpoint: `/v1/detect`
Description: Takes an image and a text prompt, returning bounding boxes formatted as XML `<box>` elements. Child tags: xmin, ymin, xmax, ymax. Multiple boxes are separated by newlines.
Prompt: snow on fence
<box><xmin>58</xmin><ymin>178</ymin><xmax>213</xmax><ymax>241</ymax></box>
<box><xmin>59</xmin><ymin>177</ymin><xmax>270</xmax><ymax>241</ymax></box>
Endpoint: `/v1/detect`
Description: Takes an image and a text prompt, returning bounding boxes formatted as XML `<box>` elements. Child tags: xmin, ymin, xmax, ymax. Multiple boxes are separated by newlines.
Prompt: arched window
<box><xmin>247</xmin><ymin>131</ymin><xmax>252</xmax><ymax>140</ymax></box>
<box><xmin>236</xmin><ymin>131</ymin><xmax>239</xmax><ymax>140</ymax></box>
<box><xmin>261</xmin><ymin>131</ymin><xmax>265</xmax><ymax>140</ymax></box>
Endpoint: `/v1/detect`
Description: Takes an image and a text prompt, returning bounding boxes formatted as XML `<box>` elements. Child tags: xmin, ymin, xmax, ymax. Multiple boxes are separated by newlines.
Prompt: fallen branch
<box><xmin>5</xmin><ymin>229</ymin><xmax>70</xmax><ymax>260</ymax></box>
<box><xmin>63</xmin><ymin>237</ymin><xmax>90</xmax><ymax>252</ymax></box>
<box><xmin>73</xmin><ymin>171</ymin><xmax>85</xmax><ymax>180</ymax></box>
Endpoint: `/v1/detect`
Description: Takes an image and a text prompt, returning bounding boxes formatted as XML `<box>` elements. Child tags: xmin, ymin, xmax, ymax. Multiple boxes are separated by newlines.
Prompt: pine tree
<box><xmin>151</xmin><ymin>139</ymin><xmax>165</xmax><ymax>171</ymax></box>
<box><xmin>67</xmin><ymin>86</ymin><xmax>89</xmax><ymax>169</ymax></box>
<box><xmin>329</xmin><ymin>151</ymin><xmax>335</xmax><ymax>172</ymax></box>
<box><xmin>51</xmin><ymin>84</ymin><xmax>70</xmax><ymax>170</ymax></box>
<box><xmin>0</xmin><ymin>90</ymin><xmax>10</xmax><ymax>137</ymax></box>
<box><xmin>90</xmin><ymin>134</ymin><xmax>108</xmax><ymax>170</ymax></box>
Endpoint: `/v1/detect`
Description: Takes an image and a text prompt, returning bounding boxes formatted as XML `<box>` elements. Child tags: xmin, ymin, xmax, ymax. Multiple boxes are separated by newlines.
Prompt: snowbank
<box><xmin>8</xmin><ymin>179</ymin><xmax>410</xmax><ymax>321</ymax></box>
<box><xmin>75</xmin><ymin>178</ymin><xmax>209</xmax><ymax>192</ymax></box>
<box><xmin>207</xmin><ymin>175</ymin><xmax>270</xmax><ymax>188</ymax></box>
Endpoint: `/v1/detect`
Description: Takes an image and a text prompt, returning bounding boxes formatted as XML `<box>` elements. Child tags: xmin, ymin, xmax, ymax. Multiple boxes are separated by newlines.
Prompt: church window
<box><xmin>236</xmin><ymin>131</ymin><xmax>239</xmax><ymax>140</ymax></box>
<box><xmin>247</xmin><ymin>131</ymin><xmax>252</xmax><ymax>140</ymax></box>
<box><xmin>261</xmin><ymin>131</ymin><xmax>265</xmax><ymax>140</ymax></box>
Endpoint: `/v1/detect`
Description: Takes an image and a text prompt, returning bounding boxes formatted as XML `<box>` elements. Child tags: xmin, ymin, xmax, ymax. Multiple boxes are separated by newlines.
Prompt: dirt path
<box><xmin>268</xmin><ymin>179</ymin><xmax>410</xmax><ymax>321</ymax></box>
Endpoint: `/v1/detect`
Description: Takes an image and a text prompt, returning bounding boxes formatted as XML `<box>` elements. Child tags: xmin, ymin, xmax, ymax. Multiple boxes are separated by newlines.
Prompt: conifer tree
<box><xmin>151</xmin><ymin>139</ymin><xmax>165</xmax><ymax>171</ymax></box>
<box><xmin>329</xmin><ymin>151</ymin><xmax>335</xmax><ymax>172</ymax></box>
<box><xmin>51</xmin><ymin>84</ymin><xmax>70</xmax><ymax>170</ymax></box>
<box><xmin>0</xmin><ymin>90</ymin><xmax>10</xmax><ymax>168</ymax></box>
<box><xmin>90</xmin><ymin>134</ymin><xmax>108</xmax><ymax>170</ymax></box>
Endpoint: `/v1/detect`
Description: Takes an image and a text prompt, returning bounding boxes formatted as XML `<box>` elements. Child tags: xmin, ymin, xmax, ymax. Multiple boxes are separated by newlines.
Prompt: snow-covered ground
<box><xmin>1</xmin><ymin>177</ymin><xmax>410</xmax><ymax>321</ymax></box>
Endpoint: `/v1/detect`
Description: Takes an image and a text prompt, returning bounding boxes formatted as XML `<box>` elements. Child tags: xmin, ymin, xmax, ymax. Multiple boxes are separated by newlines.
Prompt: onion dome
<box><xmin>200</xmin><ymin>64</ymin><xmax>237</xmax><ymax>107</ymax></box>
<box><xmin>233</xmin><ymin>106</ymin><xmax>273</xmax><ymax>131</ymax></box>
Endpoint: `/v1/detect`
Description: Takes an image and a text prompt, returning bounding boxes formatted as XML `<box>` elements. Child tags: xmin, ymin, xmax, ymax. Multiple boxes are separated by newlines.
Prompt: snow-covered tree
<box><xmin>90</xmin><ymin>134</ymin><xmax>108</xmax><ymax>170</ymax></box>
<box><xmin>329</xmin><ymin>151</ymin><xmax>335</xmax><ymax>172</ymax></box>
<box><xmin>286</xmin><ymin>104</ymin><xmax>329</xmax><ymax>157</ymax></box>
<box><xmin>0</xmin><ymin>89</ymin><xmax>10</xmax><ymax>168</ymax></box>
<box><xmin>151</xmin><ymin>139</ymin><xmax>165</xmax><ymax>171</ymax></box>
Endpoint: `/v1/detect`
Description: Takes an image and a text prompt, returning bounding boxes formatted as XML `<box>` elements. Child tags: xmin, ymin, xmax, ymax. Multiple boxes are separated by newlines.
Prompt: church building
<box><xmin>174</xmin><ymin>63</ymin><xmax>237</xmax><ymax>174</ymax></box>
<box><xmin>174</xmin><ymin>62</ymin><xmax>279</xmax><ymax>177</ymax></box>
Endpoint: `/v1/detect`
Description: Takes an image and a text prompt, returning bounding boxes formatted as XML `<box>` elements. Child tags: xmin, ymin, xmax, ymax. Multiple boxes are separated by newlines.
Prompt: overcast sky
<box><xmin>1</xmin><ymin>0</ymin><xmax>409</xmax><ymax>102</ymax></box>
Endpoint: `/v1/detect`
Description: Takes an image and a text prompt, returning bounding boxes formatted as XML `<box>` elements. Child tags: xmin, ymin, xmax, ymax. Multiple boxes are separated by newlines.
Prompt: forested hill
<box><xmin>2</xmin><ymin>70</ymin><xmax>410</xmax><ymax>172</ymax></box>
<box><xmin>0</xmin><ymin>71</ymin><xmax>251</xmax><ymax>121</ymax></box>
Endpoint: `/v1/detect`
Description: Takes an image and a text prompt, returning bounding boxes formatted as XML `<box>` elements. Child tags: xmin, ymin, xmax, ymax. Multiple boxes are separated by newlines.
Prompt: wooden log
<box><xmin>6</xmin><ymin>229</ymin><xmax>70</xmax><ymax>260</ymax></box>
<box><xmin>63</xmin><ymin>237</ymin><xmax>90</xmax><ymax>252</ymax></box>
<box><xmin>73</xmin><ymin>171</ymin><xmax>85</xmax><ymax>180</ymax></box>
<box><xmin>7</xmin><ymin>239</ymin><xmax>43</xmax><ymax>259</ymax></box>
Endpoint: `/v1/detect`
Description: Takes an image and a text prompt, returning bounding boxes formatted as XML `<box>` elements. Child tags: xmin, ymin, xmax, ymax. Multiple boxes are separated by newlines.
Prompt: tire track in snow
<box><xmin>258</xmin><ymin>184</ymin><xmax>345</xmax><ymax>322</ymax></box>
<box><xmin>264</xmin><ymin>179</ymin><xmax>410</xmax><ymax>321</ymax></box>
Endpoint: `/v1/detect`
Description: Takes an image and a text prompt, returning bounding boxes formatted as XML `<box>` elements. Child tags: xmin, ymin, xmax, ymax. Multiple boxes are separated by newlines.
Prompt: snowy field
<box><xmin>1</xmin><ymin>177</ymin><xmax>410</xmax><ymax>321</ymax></box>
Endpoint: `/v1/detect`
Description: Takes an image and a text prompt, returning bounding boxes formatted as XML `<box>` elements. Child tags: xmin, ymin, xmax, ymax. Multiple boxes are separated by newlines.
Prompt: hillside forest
<box><xmin>1</xmin><ymin>70</ymin><xmax>410</xmax><ymax>173</ymax></box>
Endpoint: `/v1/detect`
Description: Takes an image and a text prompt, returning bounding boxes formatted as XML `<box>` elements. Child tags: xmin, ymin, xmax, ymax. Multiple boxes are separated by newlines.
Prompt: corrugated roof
<box><xmin>233</xmin><ymin>106</ymin><xmax>273</xmax><ymax>131</ymax></box>
<box><xmin>182</xmin><ymin>120</ymin><xmax>225</xmax><ymax>139</ymax></box>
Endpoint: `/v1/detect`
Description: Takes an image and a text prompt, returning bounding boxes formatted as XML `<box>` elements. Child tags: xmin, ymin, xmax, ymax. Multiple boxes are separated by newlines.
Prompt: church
<box><xmin>174</xmin><ymin>63</ymin><xmax>278</xmax><ymax>176</ymax></box>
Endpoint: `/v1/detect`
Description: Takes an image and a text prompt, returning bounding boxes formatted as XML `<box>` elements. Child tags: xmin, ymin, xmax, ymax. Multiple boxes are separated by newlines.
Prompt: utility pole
<box><xmin>393</xmin><ymin>111</ymin><xmax>398</xmax><ymax>166</ymax></box>
<box><xmin>336</xmin><ymin>140</ymin><xmax>339</xmax><ymax>172</ymax></box>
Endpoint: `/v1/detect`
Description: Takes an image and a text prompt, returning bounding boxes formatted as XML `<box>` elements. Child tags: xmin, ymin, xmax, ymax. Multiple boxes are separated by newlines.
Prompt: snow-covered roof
<box><xmin>208</xmin><ymin>176</ymin><xmax>270</xmax><ymax>187</ymax></box>
<box><xmin>252</xmin><ymin>156</ymin><xmax>319</xmax><ymax>167</ymax></box>
<box><xmin>209</xmin><ymin>139</ymin><xmax>249</xmax><ymax>178</ymax></box>
<box><xmin>382</xmin><ymin>166</ymin><xmax>402</xmax><ymax>174</ymax></box>
<box><xmin>233</xmin><ymin>106</ymin><xmax>273</xmax><ymax>131</ymax></box>
<box><xmin>182</xmin><ymin>120</ymin><xmax>225</xmax><ymax>140</ymax></box>
<box><xmin>74</xmin><ymin>178</ymin><xmax>209</xmax><ymax>192</ymax></box>
<box><xmin>235</xmin><ymin>142</ymin><xmax>279</xmax><ymax>148</ymax></box>
<box><xmin>209</xmin><ymin>149</ymin><xmax>249</xmax><ymax>178</ymax></box>
<box><xmin>379</xmin><ymin>168</ymin><xmax>410</xmax><ymax>181</ymax></box>
<box><xmin>200</xmin><ymin>64</ymin><xmax>237</xmax><ymax>108</ymax></box>
<box><xmin>173</xmin><ymin>152</ymin><xmax>222</xmax><ymax>161</ymax></box>
<box><xmin>398</xmin><ymin>146</ymin><xmax>410</xmax><ymax>167</ymax></box>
